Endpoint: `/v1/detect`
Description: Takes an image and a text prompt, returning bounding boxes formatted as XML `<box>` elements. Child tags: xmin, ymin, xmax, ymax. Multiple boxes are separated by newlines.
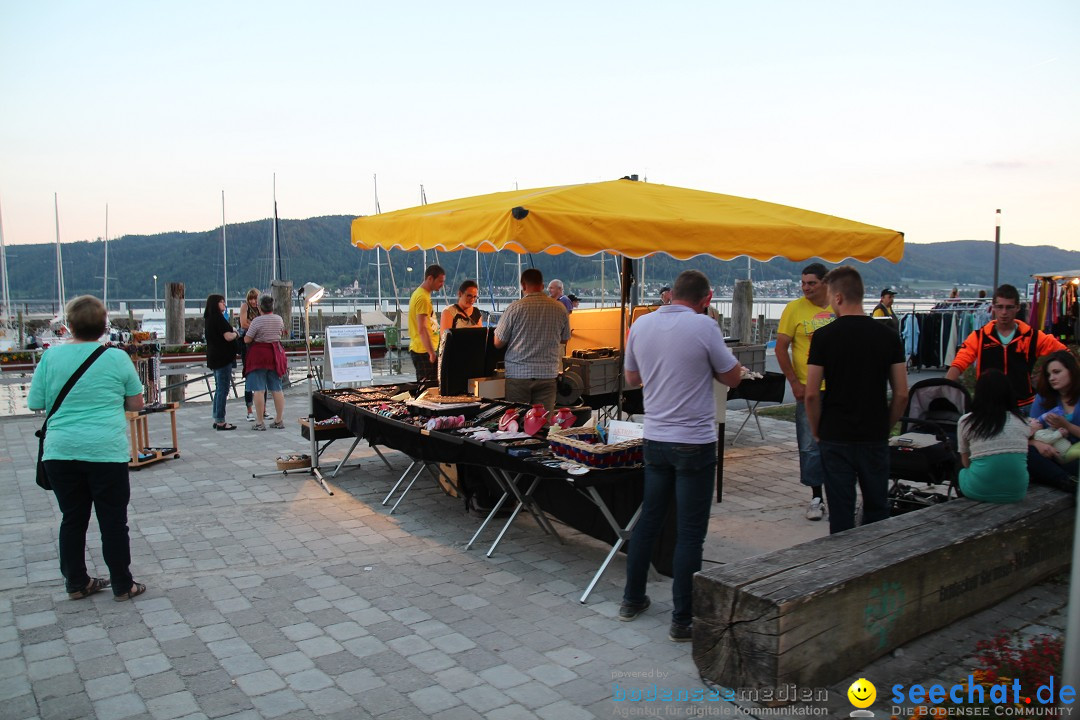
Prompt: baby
<box><xmin>1031</xmin><ymin>408</ymin><xmax>1080</xmax><ymax>462</ymax></box>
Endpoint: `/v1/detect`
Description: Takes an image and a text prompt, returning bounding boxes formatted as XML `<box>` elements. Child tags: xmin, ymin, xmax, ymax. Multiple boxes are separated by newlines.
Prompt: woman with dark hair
<box><xmin>204</xmin><ymin>293</ymin><xmax>238</xmax><ymax>430</ymax></box>
<box><xmin>440</xmin><ymin>279</ymin><xmax>483</xmax><ymax>331</ymax></box>
<box><xmin>27</xmin><ymin>295</ymin><xmax>147</xmax><ymax>601</ymax></box>
<box><xmin>957</xmin><ymin>370</ymin><xmax>1030</xmax><ymax>503</ymax></box>
<box><xmin>1028</xmin><ymin>350</ymin><xmax>1080</xmax><ymax>491</ymax></box>
<box><xmin>244</xmin><ymin>293</ymin><xmax>286</xmax><ymax>430</ymax></box>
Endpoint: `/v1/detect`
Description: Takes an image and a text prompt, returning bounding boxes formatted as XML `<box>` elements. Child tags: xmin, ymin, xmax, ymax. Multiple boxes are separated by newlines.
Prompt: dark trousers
<box><xmin>45</xmin><ymin>460</ymin><xmax>133</xmax><ymax>596</ymax></box>
<box><xmin>819</xmin><ymin>440</ymin><xmax>891</xmax><ymax>534</ymax></box>
<box><xmin>1027</xmin><ymin>447</ymin><xmax>1079</xmax><ymax>493</ymax></box>
<box><xmin>623</xmin><ymin>440</ymin><xmax>716</xmax><ymax>627</ymax></box>
<box><xmin>410</xmin><ymin>350</ymin><xmax>437</xmax><ymax>385</ymax></box>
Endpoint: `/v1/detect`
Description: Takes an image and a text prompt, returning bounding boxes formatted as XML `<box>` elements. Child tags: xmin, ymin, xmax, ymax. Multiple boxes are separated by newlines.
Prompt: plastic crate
<box><xmin>728</xmin><ymin>343</ymin><xmax>766</xmax><ymax>374</ymax></box>
<box><xmin>562</xmin><ymin>356</ymin><xmax>622</xmax><ymax>395</ymax></box>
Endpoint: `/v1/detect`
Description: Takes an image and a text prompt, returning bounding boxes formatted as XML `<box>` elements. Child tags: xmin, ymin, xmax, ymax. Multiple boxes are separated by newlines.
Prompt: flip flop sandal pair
<box><xmin>114</xmin><ymin>582</ymin><xmax>147</xmax><ymax>602</ymax></box>
<box><xmin>213</xmin><ymin>423</ymin><xmax>237</xmax><ymax>431</ymax></box>
<box><xmin>68</xmin><ymin>577</ymin><xmax>109</xmax><ymax>600</ymax></box>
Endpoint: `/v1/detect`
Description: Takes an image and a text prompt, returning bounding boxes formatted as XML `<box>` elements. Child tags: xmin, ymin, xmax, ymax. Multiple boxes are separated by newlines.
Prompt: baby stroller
<box><xmin>888</xmin><ymin>377</ymin><xmax>972</xmax><ymax>515</ymax></box>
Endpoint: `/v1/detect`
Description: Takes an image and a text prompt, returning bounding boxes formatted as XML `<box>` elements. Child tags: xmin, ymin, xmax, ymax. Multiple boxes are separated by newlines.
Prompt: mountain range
<box><xmin>2</xmin><ymin>214</ymin><xmax>1077</xmax><ymax>303</ymax></box>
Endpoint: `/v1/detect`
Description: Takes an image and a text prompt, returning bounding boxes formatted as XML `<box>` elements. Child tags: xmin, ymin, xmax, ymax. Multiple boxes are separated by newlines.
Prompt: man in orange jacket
<box><xmin>945</xmin><ymin>284</ymin><xmax>1064</xmax><ymax>409</ymax></box>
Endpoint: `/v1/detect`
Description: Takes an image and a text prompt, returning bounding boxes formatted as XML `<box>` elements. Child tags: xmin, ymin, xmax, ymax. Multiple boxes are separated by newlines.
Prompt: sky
<box><xmin>1</xmin><ymin>1</ymin><xmax>1078</xmax><ymax>251</ymax></box>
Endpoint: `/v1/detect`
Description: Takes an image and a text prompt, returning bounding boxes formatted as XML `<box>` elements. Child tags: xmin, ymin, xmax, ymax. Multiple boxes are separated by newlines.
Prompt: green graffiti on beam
<box><xmin>864</xmin><ymin>580</ymin><xmax>905</xmax><ymax>650</ymax></box>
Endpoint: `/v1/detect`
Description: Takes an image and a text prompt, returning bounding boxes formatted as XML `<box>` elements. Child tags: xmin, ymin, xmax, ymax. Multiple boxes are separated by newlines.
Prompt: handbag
<box><xmin>35</xmin><ymin>345</ymin><xmax>109</xmax><ymax>490</ymax></box>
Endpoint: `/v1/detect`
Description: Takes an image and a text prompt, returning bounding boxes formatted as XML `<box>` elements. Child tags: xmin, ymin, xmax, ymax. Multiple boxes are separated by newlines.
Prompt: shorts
<box><xmin>246</xmin><ymin>369</ymin><xmax>283</xmax><ymax>393</ymax></box>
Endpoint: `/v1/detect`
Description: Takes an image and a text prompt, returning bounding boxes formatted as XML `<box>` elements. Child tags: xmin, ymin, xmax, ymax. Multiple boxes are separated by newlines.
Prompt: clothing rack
<box><xmin>899</xmin><ymin>304</ymin><xmax>993</xmax><ymax>370</ymax></box>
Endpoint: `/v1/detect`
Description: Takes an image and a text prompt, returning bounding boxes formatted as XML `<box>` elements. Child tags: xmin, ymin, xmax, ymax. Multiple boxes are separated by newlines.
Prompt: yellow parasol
<box><xmin>351</xmin><ymin>178</ymin><xmax>904</xmax><ymax>262</ymax></box>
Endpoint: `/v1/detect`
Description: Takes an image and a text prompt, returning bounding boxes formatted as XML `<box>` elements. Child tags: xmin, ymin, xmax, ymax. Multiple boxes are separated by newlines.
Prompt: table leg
<box><xmin>168</xmin><ymin>407</ymin><xmax>178</xmax><ymax>453</ymax></box>
<box><xmin>465</xmin><ymin>483</ymin><xmax>513</xmax><ymax>551</ymax></box>
<box><xmin>579</xmin><ymin>488</ymin><xmax>644</xmax><ymax>603</ymax></box>
<box><xmin>330</xmin><ymin>437</ymin><xmax>362</xmax><ymax>478</ymax></box>
<box><xmin>370</xmin><ymin>443</ymin><xmax>395</xmax><ymax>473</ymax></box>
<box><xmin>383</xmin><ymin>460</ymin><xmax>420</xmax><ymax>507</ymax></box>
<box><xmin>716</xmin><ymin>423</ymin><xmax>724</xmax><ymax>503</ymax></box>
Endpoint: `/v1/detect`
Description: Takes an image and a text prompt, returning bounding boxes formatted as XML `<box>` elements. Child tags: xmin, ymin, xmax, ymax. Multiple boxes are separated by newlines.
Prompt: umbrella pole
<box><xmin>617</xmin><ymin>256</ymin><xmax>633</xmax><ymax>418</ymax></box>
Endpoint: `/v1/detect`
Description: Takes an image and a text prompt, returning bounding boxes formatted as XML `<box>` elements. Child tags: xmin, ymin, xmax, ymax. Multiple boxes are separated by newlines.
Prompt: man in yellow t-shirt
<box><xmin>408</xmin><ymin>264</ymin><xmax>446</xmax><ymax>385</ymax></box>
<box><xmin>775</xmin><ymin>262</ymin><xmax>835</xmax><ymax>521</ymax></box>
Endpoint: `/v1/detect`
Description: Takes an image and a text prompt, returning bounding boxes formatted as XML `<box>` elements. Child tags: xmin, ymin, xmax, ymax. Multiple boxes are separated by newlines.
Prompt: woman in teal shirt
<box><xmin>27</xmin><ymin>296</ymin><xmax>147</xmax><ymax>601</ymax></box>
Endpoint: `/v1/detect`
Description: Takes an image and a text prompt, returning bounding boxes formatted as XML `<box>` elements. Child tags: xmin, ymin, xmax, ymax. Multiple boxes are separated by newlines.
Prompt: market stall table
<box><xmin>311</xmin><ymin>388</ymin><xmax>675</xmax><ymax>600</ymax></box>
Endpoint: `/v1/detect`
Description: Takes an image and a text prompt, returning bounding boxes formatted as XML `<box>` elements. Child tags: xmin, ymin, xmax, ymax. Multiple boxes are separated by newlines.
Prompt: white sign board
<box><xmin>607</xmin><ymin>420</ymin><xmax>644</xmax><ymax>444</ymax></box>
<box><xmin>325</xmin><ymin>325</ymin><xmax>373</xmax><ymax>385</ymax></box>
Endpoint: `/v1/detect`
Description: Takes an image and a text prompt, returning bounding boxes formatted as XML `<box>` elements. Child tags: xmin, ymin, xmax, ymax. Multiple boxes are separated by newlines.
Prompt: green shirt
<box><xmin>28</xmin><ymin>344</ymin><xmax>143</xmax><ymax>463</ymax></box>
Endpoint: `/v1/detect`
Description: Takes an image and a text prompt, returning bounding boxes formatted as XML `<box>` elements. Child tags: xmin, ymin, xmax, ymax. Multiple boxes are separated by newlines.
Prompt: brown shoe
<box><xmin>68</xmin><ymin>577</ymin><xmax>109</xmax><ymax>600</ymax></box>
<box><xmin>114</xmin><ymin>582</ymin><xmax>147</xmax><ymax>602</ymax></box>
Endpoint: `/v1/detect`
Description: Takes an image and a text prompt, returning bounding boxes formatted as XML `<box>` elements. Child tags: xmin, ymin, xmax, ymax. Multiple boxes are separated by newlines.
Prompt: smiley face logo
<box><xmin>848</xmin><ymin>678</ymin><xmax>876</xmax><ymax>708</ymax></box>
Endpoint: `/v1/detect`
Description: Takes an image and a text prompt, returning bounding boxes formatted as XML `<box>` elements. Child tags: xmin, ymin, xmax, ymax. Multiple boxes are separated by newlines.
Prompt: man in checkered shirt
<box><xmin>495</xmin><ymin>268</ymin><xmax>571</xmax><ymax>410</ymax></box>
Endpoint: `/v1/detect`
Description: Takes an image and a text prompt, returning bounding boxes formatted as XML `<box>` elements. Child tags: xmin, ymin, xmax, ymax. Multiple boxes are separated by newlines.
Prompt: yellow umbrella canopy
<box><xmin>351</xmin><ymin>178</ymin><xmax>904</xmax><ymax>262</ymax></box>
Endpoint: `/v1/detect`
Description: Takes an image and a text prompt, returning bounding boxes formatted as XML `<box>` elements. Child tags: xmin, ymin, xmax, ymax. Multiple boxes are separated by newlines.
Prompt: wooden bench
<box><xmin>693</xmin><ymin>486</ymin><xmax>1074</xmax><ymax>690</ymax></box>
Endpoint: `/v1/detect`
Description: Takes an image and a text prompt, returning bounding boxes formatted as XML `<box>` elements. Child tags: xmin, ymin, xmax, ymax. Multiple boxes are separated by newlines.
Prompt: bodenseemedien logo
<box><xmin>848</xmin><ymin>678</ymin><xmax>876</xmax><ymax>717</ymax></box>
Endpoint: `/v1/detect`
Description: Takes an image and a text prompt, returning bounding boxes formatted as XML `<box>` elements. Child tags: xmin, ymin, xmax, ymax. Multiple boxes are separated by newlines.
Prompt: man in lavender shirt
<box><xmin>618</xmin><ymin>270</ymin><xmax>744</xmax><ymax>642</ymax></box>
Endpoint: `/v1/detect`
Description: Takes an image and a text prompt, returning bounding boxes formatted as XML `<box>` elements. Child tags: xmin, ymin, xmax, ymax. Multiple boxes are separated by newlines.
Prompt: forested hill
<box><xmin>3</xmin><ymin>214</ymin><xmax>1077</xmax><ymax>300</ymax></box>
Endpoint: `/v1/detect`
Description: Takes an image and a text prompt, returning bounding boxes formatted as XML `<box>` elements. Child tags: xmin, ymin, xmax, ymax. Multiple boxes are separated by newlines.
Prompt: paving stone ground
<box><xmin>0</xmin><ymin>373</ymin><xmax>1069</xmax><ymax>719</ymax></box>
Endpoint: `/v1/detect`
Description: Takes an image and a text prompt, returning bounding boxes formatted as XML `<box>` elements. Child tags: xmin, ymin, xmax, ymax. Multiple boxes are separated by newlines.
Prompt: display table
<box><xmin>127</xmin><ymin>402</ymin><xmax>180</xmax><ymax>468</ymax></box>
<box><xmin>312</xmin><ymin>388</ymin><xmax>675</xmax><ymax>601</ymax></box>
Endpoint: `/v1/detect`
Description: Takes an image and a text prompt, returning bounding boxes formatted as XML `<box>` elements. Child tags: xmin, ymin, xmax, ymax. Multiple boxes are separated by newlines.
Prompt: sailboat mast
<box><xmin>54</xmin><ymin>193</ymin><xmax>66</xmax><ymax>322</ymax></box>
<box><xmin>372</xmin><ymin>175</ymin><xmax>383</xmax><ymax>312</ymax></box>
<box><xmin>221</xmin><ymin>190</ymin><xmax>229</xmax><ymax>302</ymax></box>
<box><xmin>0</xmin><ymin>196</ymin><xmax>10</xmax><ymax>324</ymax></box>
<box><xmin>272</xmin><ymin>174</ymin><xmax>280</xmax><ymax>284</ymax></box>
<box><xmin>103</xmin><ymin>204</ymin><xmax>109</xmax><ymax>309</ymax></box>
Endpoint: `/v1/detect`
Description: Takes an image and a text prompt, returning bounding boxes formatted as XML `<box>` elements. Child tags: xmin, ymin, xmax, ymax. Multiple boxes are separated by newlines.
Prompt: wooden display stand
<box><xmin>127</xmin><ymin>402</ymin><xmax>180</xmax><ymax>468</ymax></box>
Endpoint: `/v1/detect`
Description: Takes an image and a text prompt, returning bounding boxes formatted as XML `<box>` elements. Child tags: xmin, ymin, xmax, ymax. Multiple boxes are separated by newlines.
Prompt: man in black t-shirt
<box><xmin>805</xmin><ymin>266</ymin><xmax>908</xmax><ymax>534</ymax></box>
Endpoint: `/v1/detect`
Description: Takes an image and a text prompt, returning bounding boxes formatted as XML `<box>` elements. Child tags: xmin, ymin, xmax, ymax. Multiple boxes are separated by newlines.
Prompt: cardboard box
<box><xmin>469</xmin><ymin>376</ymin><xmax>505</xmax><ymax>399</ymax></box>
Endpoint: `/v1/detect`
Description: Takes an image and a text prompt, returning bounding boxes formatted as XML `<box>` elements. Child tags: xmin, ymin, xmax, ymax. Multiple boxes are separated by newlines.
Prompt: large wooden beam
<box><xmin>165</xmin><ymin>282</ymin><xmax>186</xmax><ymax>404</ymax></box>
<box><xmin>693</xmin><ymin>486</ymin><xmax>1074</xmax><ymax>690</ymax></box>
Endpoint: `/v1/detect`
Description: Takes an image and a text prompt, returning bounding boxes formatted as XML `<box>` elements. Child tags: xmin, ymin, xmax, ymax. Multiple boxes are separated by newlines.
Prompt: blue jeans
<box><xmin>795</xmin><ymin>400</ymin><xmax>825</xmax><ymax>488</ymax></box>
<box><xmin>819</xmin><ymin>440</ymin><xmax>891</xmax><ymax>534</ymax></box>
<box><xmin>623</xmin><ymin>439</ymin><xmax>716</xmax><ymax>627</ymax></box>
<box><xmin>212</xmin><ymin>363</ymin><xmax>234</xmax><ymax>423</ymax></box>
<box><xmin>45</xmin><ymin>460</ymin><xmax>133</xmax><ymax>596</ymax></box>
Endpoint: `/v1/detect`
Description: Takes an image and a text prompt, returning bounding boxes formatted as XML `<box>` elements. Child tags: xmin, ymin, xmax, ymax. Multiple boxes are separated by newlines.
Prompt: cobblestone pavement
<box><xmin>0</xmin><ymin>380</ymin><xmax>1069</xmax><ymax>719</ymax></box>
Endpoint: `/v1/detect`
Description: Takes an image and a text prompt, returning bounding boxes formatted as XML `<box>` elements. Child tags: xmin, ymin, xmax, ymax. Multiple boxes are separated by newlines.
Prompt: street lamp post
<box><xmin>153</xmin><ymin>275</ymin><xmax>158</xmax><ymax>310</ymax></box>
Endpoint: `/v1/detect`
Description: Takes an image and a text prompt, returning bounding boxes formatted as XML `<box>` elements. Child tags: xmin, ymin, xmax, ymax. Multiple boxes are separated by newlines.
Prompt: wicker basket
<box><xmin>547</xmin><ymin>427</ymin><xmax>643</xmax><ymax>468</ymax></box>
<box><xmin>276</xmin><ymin>454</ymin><xmax>311</xmax><ymax>471</ymax></box>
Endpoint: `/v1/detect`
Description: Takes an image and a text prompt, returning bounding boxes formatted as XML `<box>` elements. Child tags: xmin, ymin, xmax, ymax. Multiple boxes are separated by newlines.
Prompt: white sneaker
<box><xmin>805</xmin><ymin>497</ymin><xmax>825</xmax><ymax>521</ymax></box>
<box><xmin>246</xmin><ymin>411</ymin><xmax>255</xmax><ymax>422</ymax></box>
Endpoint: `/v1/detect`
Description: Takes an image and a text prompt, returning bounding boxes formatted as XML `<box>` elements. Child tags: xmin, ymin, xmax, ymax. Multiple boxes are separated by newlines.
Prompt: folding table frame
<box><xmin>466</xmin><ymin>467</ymin><xmax>643</xmax><ymax>603</ymax></box>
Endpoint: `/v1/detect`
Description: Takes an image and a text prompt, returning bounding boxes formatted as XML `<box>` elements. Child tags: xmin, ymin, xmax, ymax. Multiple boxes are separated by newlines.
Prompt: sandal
<box><xmin>252</xmin><ymin>423</ymin><xmax>266</xmax><ymax>431</ymax></box>
<box><xmin>114</xmin><ymin>582</ymin><xmax>147</xmax><ymax>602</ymax></box>
<box><xmin>214</xmin><ymin>423</ymin><xmax>237</xmax><ymax>431</ymax></box>
<box><xmin>269</xmin><ymin>421</ymin><xmax>285</xmax><ymax>429</ymax></box>
<box><xmin>68</xmin><ymin>577</ymin><xmax>109</xmax><ymax>600</ymax></box>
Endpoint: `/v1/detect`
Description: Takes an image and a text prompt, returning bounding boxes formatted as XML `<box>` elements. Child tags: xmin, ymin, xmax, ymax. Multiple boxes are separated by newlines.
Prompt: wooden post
<box><xmin>271</xmin><ymin>281</ymin><xmax>293</xmax><ymax>338</ymax></box>
<box><xmin>757</xmin><ymin>313</ymin><xmax>766</xmax><ymax>343</ymax></box>
<box><xmin>730</xmin><ymin>279</ymin><xmax>753</xmax><ymax>344</ymax></box>
<box><xmin>165</xmin><ymin>282</ymin><xmax>186</xmax><ymax>404</ymax></box>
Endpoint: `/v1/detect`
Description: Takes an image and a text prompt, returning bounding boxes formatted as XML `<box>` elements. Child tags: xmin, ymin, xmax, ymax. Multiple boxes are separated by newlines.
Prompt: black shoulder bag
<box><xmin>35</xmin><ymin>345</ymin><xmax>109</xmax><ymax>490</ymax></box>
